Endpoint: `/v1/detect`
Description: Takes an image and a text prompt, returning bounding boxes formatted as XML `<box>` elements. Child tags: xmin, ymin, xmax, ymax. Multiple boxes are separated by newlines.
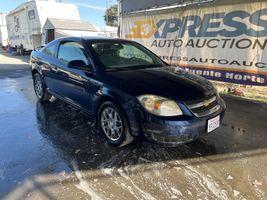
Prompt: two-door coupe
<box><xmin>30</xmin><ymin>37</ymin><xmax>226</xmax><ymax>146</ymax></box>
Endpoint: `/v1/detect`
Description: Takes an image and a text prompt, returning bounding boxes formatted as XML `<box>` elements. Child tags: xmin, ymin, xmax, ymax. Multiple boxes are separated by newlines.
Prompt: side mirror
<box><xmin>68</xmin><ymin>60</ymin><xmax>92</xmax><ymax>72</ymax></box>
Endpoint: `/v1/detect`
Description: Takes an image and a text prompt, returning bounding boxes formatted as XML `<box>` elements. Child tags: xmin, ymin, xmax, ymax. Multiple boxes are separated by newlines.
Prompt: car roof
<box><xmin>54</xmin><ymin>36</ymin><xmax>134</xmax><ymax>43</ymax></box>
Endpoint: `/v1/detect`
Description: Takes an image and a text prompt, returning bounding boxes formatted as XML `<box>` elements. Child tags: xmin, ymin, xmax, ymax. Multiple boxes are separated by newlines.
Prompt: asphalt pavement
<box><xmin>0</xmin><ymin>50</ymin><xmax>267</xmax><ymax>200</ymax></box>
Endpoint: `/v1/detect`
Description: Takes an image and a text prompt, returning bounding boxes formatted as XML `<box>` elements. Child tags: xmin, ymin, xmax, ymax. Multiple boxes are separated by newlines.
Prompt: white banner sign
<box><xmin>121</xmin><ymin>2</ymin><xmax>267</xmax><ymax>86</ymax></box>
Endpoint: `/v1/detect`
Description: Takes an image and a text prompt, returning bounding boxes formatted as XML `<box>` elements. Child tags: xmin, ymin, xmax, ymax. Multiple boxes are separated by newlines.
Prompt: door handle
<box><xmin>51</xmin><ymin>66</ymin><xmax>58</xmax><ymax>73</ymax></box>
<box><xmin>36</xmin><ymin>61</ymin><xmax>42</xmax><ymax>65</ymax></box>
<box><xmin>60</xmin><ymin>71</ymin><xmax>69</xmax><ymax>78</ymax></box>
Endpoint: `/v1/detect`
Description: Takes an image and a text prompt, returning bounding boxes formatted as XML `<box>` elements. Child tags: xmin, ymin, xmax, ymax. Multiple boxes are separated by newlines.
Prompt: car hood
<box><xmin>106</xmin><ymin>66</ymin><xmax>216</xmax><ymax>102</ymax></box>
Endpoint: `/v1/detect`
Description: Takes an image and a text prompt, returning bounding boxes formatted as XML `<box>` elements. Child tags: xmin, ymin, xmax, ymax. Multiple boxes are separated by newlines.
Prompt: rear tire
<box><xmin>17</xmin><ymin>45</ymin><xmax>24</xmax><ymax>55</ymax></box>
<box><xmin>98</xmin><ymin>101</ymin><xmax>133</xmax><ymax>146</ymax></box>
<box><xmin>18</xmin><ymin>47</ymin><xmax>24</xmax><ymax>55</ymax></box>
<box><xmin>33</xmin><ymin>73</ymin><xmax>51</xmax><ymax>102</ymax></box>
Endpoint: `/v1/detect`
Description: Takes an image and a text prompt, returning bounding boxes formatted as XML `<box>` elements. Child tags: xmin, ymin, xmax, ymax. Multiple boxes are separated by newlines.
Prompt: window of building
<box><xmin>28</xmin><ymin>10</ymin><xmax>35</xmax><ymax>20</ymax></box>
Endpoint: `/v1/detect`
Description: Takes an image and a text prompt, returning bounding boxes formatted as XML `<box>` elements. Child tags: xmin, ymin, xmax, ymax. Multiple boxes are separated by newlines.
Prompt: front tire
<box><xmin>33</xmin><ymin>73</ymin><xmax>51</xmax><ymax>102</ymax></box>
<box><xmin>98</xmin><ymin>101</ymin><xmax>133</xmax><ymax>146</ymax></box>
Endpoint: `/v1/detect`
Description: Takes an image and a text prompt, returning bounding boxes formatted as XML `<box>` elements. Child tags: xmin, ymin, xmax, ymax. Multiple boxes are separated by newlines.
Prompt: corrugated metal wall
<box><xmin>119</xmin><ymin>0</ymin><xmax>266</xmax><ymax>15</ymax></box>
<box><xmin>120</xmin><ymin>0</ymin><xmax>179</xmax><ymax>13</ymax></box>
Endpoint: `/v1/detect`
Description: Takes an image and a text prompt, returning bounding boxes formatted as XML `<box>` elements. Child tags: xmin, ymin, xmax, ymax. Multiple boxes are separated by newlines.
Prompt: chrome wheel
<box><xmin>100</xmin><ymin>107</ymin><xmax>123</xmax><ymax>141</ymax></box>
<box><xmin>34</xmin><ymin>74</ymin><xmax>44</xmax><ymax>98</ymax></box>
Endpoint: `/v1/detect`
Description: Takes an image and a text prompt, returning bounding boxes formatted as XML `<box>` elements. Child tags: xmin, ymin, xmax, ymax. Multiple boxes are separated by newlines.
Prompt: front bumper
<box><xmin>127</xmin><ymin>97</ymin><xmax>226</xmax><ymax>146</ymax></box>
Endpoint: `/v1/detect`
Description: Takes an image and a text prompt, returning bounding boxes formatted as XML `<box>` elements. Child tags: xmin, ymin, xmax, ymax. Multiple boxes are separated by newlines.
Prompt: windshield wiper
<box><xmin>106</xmin><ymin>64</ymin><xmax>163</xmax><ymax>71</ymax></box>
<box><xmin>125</xmin><ymin>64</ymin><xmax>163</xmax><ymax>69</ymax></box>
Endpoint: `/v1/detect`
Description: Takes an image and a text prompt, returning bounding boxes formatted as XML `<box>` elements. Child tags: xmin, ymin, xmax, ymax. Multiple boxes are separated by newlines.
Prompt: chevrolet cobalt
<box><xmin>30</xmin><ymin>37</ymin><xmax>226</xmax><ymax>146</ymax></box>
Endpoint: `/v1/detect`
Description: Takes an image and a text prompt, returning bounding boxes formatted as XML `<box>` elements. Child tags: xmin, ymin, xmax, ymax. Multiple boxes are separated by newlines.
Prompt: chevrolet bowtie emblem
<box><xmin>203</xmin><ymin>100</ymin><xmax>210</xmax><ymax>107</ymax></box>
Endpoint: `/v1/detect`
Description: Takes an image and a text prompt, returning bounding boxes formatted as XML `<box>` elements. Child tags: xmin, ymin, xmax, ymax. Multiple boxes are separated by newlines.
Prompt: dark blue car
<box><xmin>30</xmin><ymin>37</ymin><xmax>226</xmax><ymax>146</ymax></box>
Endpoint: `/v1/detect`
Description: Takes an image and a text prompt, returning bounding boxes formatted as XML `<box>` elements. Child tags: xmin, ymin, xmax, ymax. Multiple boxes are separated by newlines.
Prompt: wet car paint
<box><xmin>31</xmin><ymin>38</ymin><xmax>226</xmax><ymax>144</ymax></box>
<box><xmin>1</xmin><ymin>52</ymin><xmax>267</xmax><ymax>199</ymax></box>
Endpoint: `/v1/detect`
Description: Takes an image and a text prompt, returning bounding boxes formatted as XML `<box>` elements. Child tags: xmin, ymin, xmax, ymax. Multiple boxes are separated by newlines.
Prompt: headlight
<box><xmin>137</xmin><ymin>95</ymin><xmax>183</xmax><ymax>117</ymax></box>
<box><xmin>212</xmin><ymin>83</ymin><xmax>220</xmax><ymax>96</ymax></box>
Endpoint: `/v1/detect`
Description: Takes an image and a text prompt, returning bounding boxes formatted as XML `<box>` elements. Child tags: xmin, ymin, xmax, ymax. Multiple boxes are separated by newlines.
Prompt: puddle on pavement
<box><xmin>0</xmin><ymin>72</ymin><xmax>267</xmax><ymax>199</ymax></box>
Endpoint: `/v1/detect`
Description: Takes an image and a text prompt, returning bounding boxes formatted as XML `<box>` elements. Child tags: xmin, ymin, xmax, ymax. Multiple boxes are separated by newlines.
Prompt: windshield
<box><xmin>90</xmin><ymin>41</ymin><xmax>165</xmax><ymax>70</ymax></box>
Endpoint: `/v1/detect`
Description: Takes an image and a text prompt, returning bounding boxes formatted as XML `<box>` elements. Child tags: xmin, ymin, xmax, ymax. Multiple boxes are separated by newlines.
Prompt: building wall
<box><xmin>0</xmin><ymin>13</ymin><xmax>8</xmax><ymax>46</ymax></box>
<box><xmin>55</xmin><ymin>29</ymin><xmax>98</xmax><ymax>38</ymax></box>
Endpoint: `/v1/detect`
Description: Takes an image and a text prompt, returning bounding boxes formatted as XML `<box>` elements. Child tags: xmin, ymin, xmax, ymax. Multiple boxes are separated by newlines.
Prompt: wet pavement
<box><xmin>0</xmin><ymin>51</ymin><xmax>267</xmax><ymax>200</ymax></box>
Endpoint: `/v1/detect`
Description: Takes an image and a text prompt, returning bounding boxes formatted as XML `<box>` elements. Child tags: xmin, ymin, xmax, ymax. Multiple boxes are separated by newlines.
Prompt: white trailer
<box><xmin>0</xmin><ymin>13</ymin><xmax>8</xmax><ymax>48</ymax></box>
<box><xmin>6</xmin><ymin>0</ymin><xmax>80</xmax><ymax>54</ymax></box>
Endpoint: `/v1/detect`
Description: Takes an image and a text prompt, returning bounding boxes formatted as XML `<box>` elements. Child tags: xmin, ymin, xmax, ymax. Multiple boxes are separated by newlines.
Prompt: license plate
<box><xmin>207</xmin><ymin>115</ymin><xmax>220</xmax><ymax>133</ymax></box>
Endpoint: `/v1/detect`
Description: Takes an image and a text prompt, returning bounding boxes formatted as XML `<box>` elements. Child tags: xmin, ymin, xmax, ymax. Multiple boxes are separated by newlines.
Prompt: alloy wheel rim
<box><xmin>100</xmin><ymin>107</ymin><xmax>123</xmax><ymax>141</ymax></box>
<box><xmin>34</xmin><ymin>75</ymin><xmax>43</xmax><ymax>98</ymax></box>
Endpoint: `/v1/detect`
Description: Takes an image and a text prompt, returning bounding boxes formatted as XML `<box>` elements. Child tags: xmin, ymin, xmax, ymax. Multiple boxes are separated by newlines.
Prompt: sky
<box><xmin>0</xmin><ymin>0</ymin><xmax>117</xmax><ymax>27</ymax></box>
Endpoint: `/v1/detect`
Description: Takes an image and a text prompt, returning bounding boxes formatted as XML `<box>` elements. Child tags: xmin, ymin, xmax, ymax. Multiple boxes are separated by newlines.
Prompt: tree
<box><xmin>104</xmin><ymin>4</ymin><xmax>118</xmax><ymax>27</ymax></box>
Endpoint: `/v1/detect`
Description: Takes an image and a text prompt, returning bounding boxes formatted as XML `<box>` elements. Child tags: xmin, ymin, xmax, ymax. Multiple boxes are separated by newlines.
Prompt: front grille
<box><xmin>186</xmin><ymin>95</ymin><xmax>220</xmax><ymax>117</ymax></box>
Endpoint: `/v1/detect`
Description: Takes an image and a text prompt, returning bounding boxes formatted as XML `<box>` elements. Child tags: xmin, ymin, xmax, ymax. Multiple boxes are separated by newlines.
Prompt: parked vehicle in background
<box><xmin>0</xmin><ymin>13</ymin><xmax>8</xmax><ymax>49</ymax></box>
<box><xmin>6</xmin><ymin>0</ymin><xmax>80</xmax><ymax>54</ymax></box>
<box><xmin>30</xmin><ymin>37</ymin><xmax>226</xmax><ymax>146</ymax></box>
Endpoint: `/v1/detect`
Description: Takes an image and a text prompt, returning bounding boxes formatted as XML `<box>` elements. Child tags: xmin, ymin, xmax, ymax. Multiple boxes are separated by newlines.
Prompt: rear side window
<box><xmin>57</xmin><ymin>42</ymin><xmax>88</xmax><ymax>65</ymax></box>
<box><xmin>42</xmin><ymin>43</ymin><xmax>57</xmax><ymax>57</ymax></box>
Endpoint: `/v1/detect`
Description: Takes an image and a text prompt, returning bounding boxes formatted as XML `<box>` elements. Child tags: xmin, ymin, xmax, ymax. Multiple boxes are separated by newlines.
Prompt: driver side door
<box><xmin>55</xmin><ymin>41</ymin><xmax>93</xmax><ymax>112</ymax></box>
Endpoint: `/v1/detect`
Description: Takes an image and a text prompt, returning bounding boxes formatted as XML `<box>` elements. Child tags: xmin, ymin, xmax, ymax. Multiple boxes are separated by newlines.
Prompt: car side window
<box><xmin>42</xmin><ymin>43</ymin><xmax>57</xmax><ymax>57</ymax></box>
<box><xmin>57</xmin><ymin>42</ymin><xmax>89</xmax><ymax>65</ymax></box>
